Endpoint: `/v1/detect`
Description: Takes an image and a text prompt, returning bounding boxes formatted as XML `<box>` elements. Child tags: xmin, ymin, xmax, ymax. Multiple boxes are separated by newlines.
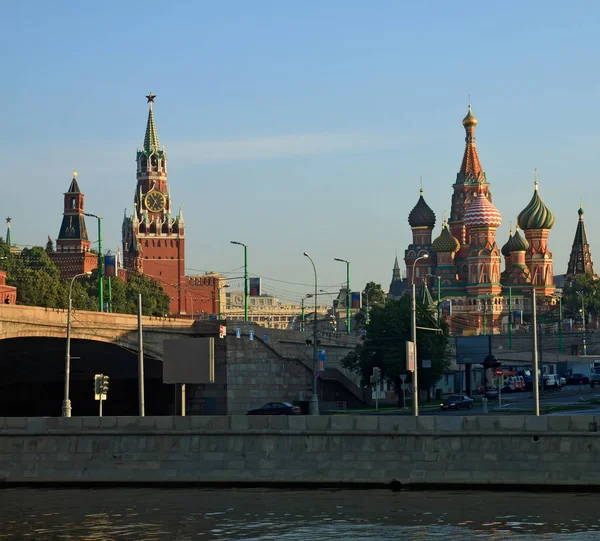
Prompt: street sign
<box><xmin>236</xmin><ymin>328</ymin><xmax>241</xmax><ymax>339</ymax></box>
<box><xmin>264</xmin><ymin>333</ymin><xmax>268</xmax><ymax>342</ymax></box>
<box><xmin>495</xmin><ymin>368</ymin><xmax>504</xmax><ymax>376</ymax></box>
<box><xmin>422</xmin><ymin>359</ymin><xmax>432</xmax><ymax>368</ymax></box>
<box><xmin>406</xmin><ymin>341</ymin><xmax>415</xmax><ymax>372</ymax></box>
<box><xmin>219</xmin><ymin>325</ymin><xmax>226</xmax><ymax>338</ymax></box>
<box><xmin>314</xmin><ymin>371</ymin><xmax>319</xmax><ymax>378</ymax></box>
<box><xmin>400</xmin><ymin>374</ymin><xmax>408</xmax><ymax>382</ymax></box>
<box><xmin>249</xmin><ymin>330</ymin><xmax>254</xmax><ymax>341</ymax></box>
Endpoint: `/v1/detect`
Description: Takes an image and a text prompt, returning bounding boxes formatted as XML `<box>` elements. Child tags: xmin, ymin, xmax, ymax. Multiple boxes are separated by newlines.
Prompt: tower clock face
<box><xmin>145</xmin><ymin>191</ymin><xmax>166</xmax><ymax>212</ymax></box>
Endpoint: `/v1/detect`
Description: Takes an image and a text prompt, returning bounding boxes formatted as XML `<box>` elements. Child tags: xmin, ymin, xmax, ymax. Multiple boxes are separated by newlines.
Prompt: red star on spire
<box><xmin>146</xmin><ymin>92</ymin><xmax>156</xmax><ymax>103</ymax></box>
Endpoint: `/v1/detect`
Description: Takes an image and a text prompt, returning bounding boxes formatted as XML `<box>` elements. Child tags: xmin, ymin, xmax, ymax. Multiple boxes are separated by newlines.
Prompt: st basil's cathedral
<box><xmin>399</xmin><ymin>106</ymin><xmax>556</xmax><ymax>334</ymax></box>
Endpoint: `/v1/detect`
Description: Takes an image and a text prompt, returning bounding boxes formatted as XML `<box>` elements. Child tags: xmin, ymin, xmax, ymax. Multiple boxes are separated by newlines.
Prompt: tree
<box><xmin>342</xmin><ymin>295</ymin><xmax>449</xmax><ymax>406</ymax></box>
<box><xmin>354</xmin><ymin>281</ymin><xmax>386</xmax><ymax>329</ymax></box>
<box><xmin>563</xmin><ymin>273</ymin><xmax>600</xmax><ymax>322</ymax></box>
<box><xmin>45</xmin><ymin>236</ymin><xmax>54</xmax><ymax>254</ymax></box>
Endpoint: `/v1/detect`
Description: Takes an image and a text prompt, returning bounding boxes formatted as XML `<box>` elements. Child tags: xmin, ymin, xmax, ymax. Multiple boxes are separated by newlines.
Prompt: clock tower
<box><xmin>122</xmin><ymin>94</ymin><xmax>185</xmax><ymax>314</ymax></box>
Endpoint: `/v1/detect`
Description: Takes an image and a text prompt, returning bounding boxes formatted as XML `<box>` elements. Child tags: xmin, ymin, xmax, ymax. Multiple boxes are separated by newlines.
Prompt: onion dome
<box><xmin>504</xmin><ymin>226</ymin><xmax>529</xmax><ymax>254</ymax></box>
<box><xmin>517</xmin><ymin>181</ymin><xmax>555</xmax><ymax>230</ymax></box>
<box><xmin>432</xmin><ymin>222</ymin><xmax>460</xmax><ymax>253</ymax></box>
<box><xmin>501</xmin><ymin>229</ymin><xmax>513</xmax><ymax>257</ymax></box>
<box><xmin>463</xmin><ymin>190</ymin><xmax>502</xmax><ymax>229</ymax></box>
<box><xmin>462</xmin><ymin>105</ymin><xmax>478</xmax><ymax>127</ymax></box>
<box><xmin>408</xmin><ymin>189</ymin><xmax>436</xmax><ymax>228</ymax></box>
<box><xmin>579</xmin><ymin>204</ymin><xmax>584</xmax><ymax>217</ymax></box>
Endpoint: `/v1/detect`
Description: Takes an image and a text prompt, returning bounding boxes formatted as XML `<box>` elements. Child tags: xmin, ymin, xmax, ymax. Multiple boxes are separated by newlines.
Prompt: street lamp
<box><xmin>230</xmin><ymin>241</ymin><xmax>248</xmax><ymax>321</ymax></box>
<box><xmin>84</xmin><ymin>213</ymin><xmax>103</xmax><ymax>312</ymax></box>
<box><xmin>554</xmin><ymin>290</ymin><xmax>563</xmax><ymax>354</ymax></box>
<box><xmin>62</xmin><ymin>271</ymin><xmax>92</xmax><ymax>417</ymax></box>
<box><xmin>304</xmin><ymin>252</ymin><xmax>319</xmax><ymax>415</ymax></box>
<box><xmin>334</xmin><ymin>258</ymin><xmax>351</xmax><ymax>335</ymax></box>
<box><xmin>531</xmin><ymin>288</ymin><xmax>540</xmax><ymax>416</ymax></box>
<box><xmin>576</xmin><ymin>290</ymin><xmax>587</xmax><ymax>356</ymax></box>
<box><xmin>411</xmin><ymin>254</ymin><xmax>429</xmax><ymax>416</ymax></box>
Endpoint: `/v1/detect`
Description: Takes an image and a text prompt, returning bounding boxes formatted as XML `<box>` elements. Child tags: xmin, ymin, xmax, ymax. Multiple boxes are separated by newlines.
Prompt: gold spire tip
<box><xmin>73</xmin><ymin>171</ymin><xmax>77</xmax><ymax>178</ymax></box>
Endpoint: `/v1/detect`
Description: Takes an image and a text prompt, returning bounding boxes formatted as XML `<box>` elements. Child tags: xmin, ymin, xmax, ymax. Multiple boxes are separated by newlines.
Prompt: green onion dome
<box><xmin>505</xmin><ymin>227</ymin><xmax>529</xmax><ymax>254</ymax></box>
<box><xmin>517</xmin><ymin>181</ymin><xmax>555</xmax><ymax>230</ymax></box>
<box><xmin>432</xmin><ymin>222</ymin><xmax>460</xmax><ymax>253</ymax></box>
<box><xmin>408</xmin><ymin>189</ymin><xmax>436</xmax><ymax>228</ymax></box>
<box><xmin>501</xmin><ymin>229</ymin><xmax>513</xmax><ymax>257</ymax></box>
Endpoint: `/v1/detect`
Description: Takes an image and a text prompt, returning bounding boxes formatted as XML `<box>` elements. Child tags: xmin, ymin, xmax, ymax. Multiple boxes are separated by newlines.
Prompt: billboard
<box><xmin>163</xmin><ymin>337</ymin><xmax>215</xmax><ymax>384</ymax></box>
<box><xmin>249</xmin><ymin>277</ymin><xmax>261</xmax><ymax>297</ymax></box>
<box><xmin>455</xmin><ymin>335</ymin><xmax>491</xmax><ymax>364</ymax></box>
<box><xmin>351</xmin><ymin>291</ymin><xmax>361</xmax><ymax>309</ymax></box>
<box><xmin>441</xmin><ymin>300</ymin><xmax>452</xmax><ymax>317</ymax></box>
<box><xmin>104</xmin><ymin>255</ymin><xmax>116</xmax><ymax>278</ymax></box>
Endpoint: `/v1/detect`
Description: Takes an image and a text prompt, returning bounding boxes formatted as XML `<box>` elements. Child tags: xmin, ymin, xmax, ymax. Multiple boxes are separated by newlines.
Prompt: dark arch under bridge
<box><xmin>0</xmin><ymin>337</ymin><xmax>177</xmax><ymax>417</ymax></box>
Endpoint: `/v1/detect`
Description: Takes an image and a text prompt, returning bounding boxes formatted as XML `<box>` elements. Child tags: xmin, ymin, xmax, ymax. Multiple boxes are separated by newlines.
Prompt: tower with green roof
<box><xmin>566</xmin><ymin>204</ymin><xmax>595</xmax><ymax>280</ymax></box>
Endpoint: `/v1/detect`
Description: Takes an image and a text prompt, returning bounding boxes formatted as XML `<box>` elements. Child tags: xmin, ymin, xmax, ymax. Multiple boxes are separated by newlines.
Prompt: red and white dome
<box><xmin>463</xmin><ymin>192</ymin><xmax>502</xmax><ymax>229</ymax></box>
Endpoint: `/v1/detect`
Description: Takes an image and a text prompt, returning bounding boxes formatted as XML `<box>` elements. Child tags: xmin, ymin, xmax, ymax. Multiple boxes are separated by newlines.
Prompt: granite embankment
<box><xmin>1</xmin><ymin>415</ymin><xmax>599</xmax><ymax>487</ymax></box>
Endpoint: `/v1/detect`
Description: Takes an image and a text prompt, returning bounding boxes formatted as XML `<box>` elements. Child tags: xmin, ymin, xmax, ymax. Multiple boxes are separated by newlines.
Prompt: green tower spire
<box><xmin>5</xmin><ymin>217</ymin><xmax>12</xmax><ymax>248</ymax></box>
<box><xmin>143</xmin><ymin>92</ymin><xmax>160</xmax><ymax>153</ymax></box>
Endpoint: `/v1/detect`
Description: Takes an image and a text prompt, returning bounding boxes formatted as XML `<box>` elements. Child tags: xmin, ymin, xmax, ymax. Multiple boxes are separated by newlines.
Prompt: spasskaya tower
<box><xmin>122</xmin><ymin>93</ymin><xmax>185</xmax><ymax>314</ymax></box>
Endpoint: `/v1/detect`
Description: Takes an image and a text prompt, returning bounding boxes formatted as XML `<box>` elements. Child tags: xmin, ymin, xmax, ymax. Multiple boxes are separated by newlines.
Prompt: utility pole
<box><xmin>84</xmin><ymin>213</ymin><xmax>104</xmax><ymax>312</ymax></box>
<box><xmin>557</xmin><ymin>292</ymin><xmax>563</xmax><ymax>354</ymax></box>
<box><xmin>62</xmin><ymin>271</ymin><xmax>91</xmax><ymax>417</ymax></box>
<box><xmin>532</xmin><ymin>289</ymin><xmax>540</xmax><ymax>416</ymax></box>
<box><xmin>334</xmin><ymin>258</ymin><xmax>351</xmax><ymax>335</ymax></box>
<box><xmin>304</xmin><ymin>252</ymin><xmax>319</xmax><ymax>415</ymax></box>
<box><xmin>411</xmin><ymin>254</ymin><xmax>429</xmax><ymax>416</ymax></box>
<box><xmin>137</xmin><ymin>293</ymin><xmax>145</xmax><ymax>416</ymax></box>
<box><xmin>577</xmin><ymin>291</ymin><xmax>587</xmax><ymax>356</ymax></box>
<box><xmin>301</xmin><ymin>297</ymin><xmax>305</xmax><ymax>332</ymax></box>
<box><xmin>436</xmin><ymin>276</ymin><xmax>441</xmax><ymax>323</ymax></box>
<box><xmin>231</xmin><ymin>241</ymin><xmax>248</xmax><ymax>321</ymax></box>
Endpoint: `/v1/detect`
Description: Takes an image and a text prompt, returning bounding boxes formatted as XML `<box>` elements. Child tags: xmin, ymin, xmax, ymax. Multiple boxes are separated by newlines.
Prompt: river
<box><xmin>1</xmin><ymin>488</ymin><xmax>599</xmax><ymax>540</ymax></box>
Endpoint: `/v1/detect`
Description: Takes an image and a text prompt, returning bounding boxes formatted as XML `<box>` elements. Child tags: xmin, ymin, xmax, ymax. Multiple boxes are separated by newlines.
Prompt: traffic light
<box><xmin>102</xmin><ymin>375</ymin><xmax>109</xmax><ymax>395</ymax></box>
<box><xmin>94</xmin><ymin>374</ymin><xmax>103</xmax><ymax>395</ymax></box>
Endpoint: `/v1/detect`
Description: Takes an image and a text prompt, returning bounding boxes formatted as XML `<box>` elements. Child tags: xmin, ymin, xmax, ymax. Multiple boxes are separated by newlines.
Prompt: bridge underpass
<box><xmin>0</xmin><ymin>338</ymin><xmax>176</xmax><ymax>417</ymax></box>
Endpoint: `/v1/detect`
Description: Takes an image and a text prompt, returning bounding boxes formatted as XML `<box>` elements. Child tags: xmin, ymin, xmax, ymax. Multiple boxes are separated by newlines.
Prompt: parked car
<box><xmin>566</xmin><ymin>373</ymin><xmax>590</xmax><ymax>385</ymax></box>
<box><xmin>543</xmin><ymin>374</ymin><xmax>562</xmax><ymax>390</ymax></box>
<box><xmin>440</xmin><ymin>395</ymin><xmax>474</xmax><ymax>411</ymax></box>
<box><xmin>247</xmin><ymin>402</ymin><xmax>301</xmax><ymax>415</ymax></box>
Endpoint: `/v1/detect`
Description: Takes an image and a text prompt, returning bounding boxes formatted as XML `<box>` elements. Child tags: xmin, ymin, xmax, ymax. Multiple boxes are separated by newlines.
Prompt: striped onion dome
<box><xmin>432</xmin><ymin>222</ymin><xmax>460</xmax><ymax>253</ymax></box>
<box><xmin>517</xmin><ymin>181</ymin><xmax>555</xmax><ymax>230</ymax></box>
<box><xmin>463</xmin><ymin>191</ymin><xmax>502</xmax><ymax>229</ymax></box>
<box><xmin>408</xmin><ymin>189</ymin><xmax>436</xmax><ymax>228</ymax></box>
<box><xmin>505</xmin><ymin>227</ymin><xmax>529</xmax><ymax>253</ymax></box>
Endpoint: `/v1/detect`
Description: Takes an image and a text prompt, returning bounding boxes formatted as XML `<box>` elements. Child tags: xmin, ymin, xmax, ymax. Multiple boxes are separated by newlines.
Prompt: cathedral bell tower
<box><xmin>122</xmin><ymin>94</ymin><xmax>185</xmax><ymax>315</ymax></box>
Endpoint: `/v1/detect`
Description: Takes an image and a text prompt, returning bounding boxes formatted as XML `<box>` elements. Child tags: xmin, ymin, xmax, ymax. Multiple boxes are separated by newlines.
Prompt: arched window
<box><xmin>151</xmin><ymin>155</ymin><xmax>158</xmax><ymax>171</ymax></box>
<box><xmin>140</xmin><ymin>155</ymin><xmax>148</xmax><ymax>172</ymax></box>
<box><xmin>71</xmin><ymin>197</ymin><xmax>76</xmax><ymax>209</ymax></box>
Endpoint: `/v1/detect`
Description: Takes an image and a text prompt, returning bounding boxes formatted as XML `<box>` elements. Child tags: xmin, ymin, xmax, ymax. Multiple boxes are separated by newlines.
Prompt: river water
<box><xmin>1</xmin><ymin>488</ymin><xmax>599</xmax><ymax>540</ymax></box>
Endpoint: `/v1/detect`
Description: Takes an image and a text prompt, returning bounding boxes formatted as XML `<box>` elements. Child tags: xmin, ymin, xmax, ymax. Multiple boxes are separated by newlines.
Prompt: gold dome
<box><xmin>462</xmin><ymin>105</ymin><xmax>478</xmax><ymax>127</ymax></box>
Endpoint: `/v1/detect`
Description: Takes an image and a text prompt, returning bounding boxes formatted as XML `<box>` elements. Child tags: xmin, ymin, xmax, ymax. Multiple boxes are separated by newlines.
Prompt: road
<box><xmin>424</xmin><ymin>385</ymin><xmax>600</xmax><ymax>416</ymax></box>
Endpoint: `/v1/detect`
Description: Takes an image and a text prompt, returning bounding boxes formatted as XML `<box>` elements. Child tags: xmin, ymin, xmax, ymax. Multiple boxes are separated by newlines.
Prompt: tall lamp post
<box><xmin>334</xmin><ymin>258</ymin><xmax>351</xmax><ymax>335</ymax></box>
<box><xmin>555</xmin><ymin>291</ymin><xmax>563</xmax><ymax>354</ymax></box>
<box><xmin>62</xmin><ymin>271</ymin><xmax>92</xmax><ymax>417</ymax></box>
<box><xmin>230</xmin><ymin>241</ymin><xmax>248</xmax><ymax>321</ymax></box>
<box><xmin>304</xmin><ymin>252</ymin><xmax>319</xmax><ymax>415</ymax></box>
<box><xmin>577</xmin><ymin>290</ymin><xmax>587</xmax><ymax>356</ymax></box>
<box><xmin>411</xmin><ymin>254</ymin><xmax>429</xmax><ymax>417</ymax></box>
<box><xmin>84</xmin><ymin>213</ymin><xmax>103</xmax><ymax>312</ymax></box>
<box><xmin>532</xmin><ymin>288</ymin><xmax>540</xmax><ymax>416</ymax></box>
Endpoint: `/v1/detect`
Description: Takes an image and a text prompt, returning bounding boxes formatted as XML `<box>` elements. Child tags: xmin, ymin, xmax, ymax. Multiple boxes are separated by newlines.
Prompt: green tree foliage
<box><xmin>342</xmin><ymin>295</ymin><xmax>450</xmax><ymax>406</ymax></box>
<box><xmin>0</xmin><ymin>241</ymin><xmax>170</xmax><ymax>316</ymax></box>
<box><xmin>563</xmin><ymin>273</ymin><xmax>600</xmax><ymax>321</ymax></box>
<box><xmin>354</xmin><ymin>281</ymin><xmax>386</xmax><ymax>328</ymax></box>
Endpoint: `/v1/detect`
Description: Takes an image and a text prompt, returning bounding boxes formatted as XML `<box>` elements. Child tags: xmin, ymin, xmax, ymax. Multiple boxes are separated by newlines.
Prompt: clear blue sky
<box><xmin>3</xmin><ymin>1</ymin><xmax>600</xmax><ymax>303</ymax></box>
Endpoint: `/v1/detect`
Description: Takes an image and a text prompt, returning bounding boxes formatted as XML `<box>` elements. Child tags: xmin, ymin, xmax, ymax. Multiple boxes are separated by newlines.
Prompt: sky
<box><xmin>3</xmin><ymin>1</ymin><xmax>600</xmax><ymax>304</ymax></box>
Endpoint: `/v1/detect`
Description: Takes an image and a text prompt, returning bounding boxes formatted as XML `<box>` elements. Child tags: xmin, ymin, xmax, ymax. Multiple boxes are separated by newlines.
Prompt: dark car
<box><xmin>566</xmin><ymin>373</ymin><xmax>590</xmax><ymax>385</ymax></box>
<box><xmin>440</xmin><ymin>395</ymin><xmax>474</xmax><ymax>411</ymax></box>
<box><xmin>247</xmin><ymin>402</ymin><xmax>301</xmax><ymax>415</ymax></box>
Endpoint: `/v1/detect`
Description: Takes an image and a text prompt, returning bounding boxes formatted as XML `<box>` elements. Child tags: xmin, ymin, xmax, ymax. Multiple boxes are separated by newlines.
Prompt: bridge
<box><xmin>0</xmin><ymin>305</ymin><xmax>364</xmax><ymax>416</ymax></box>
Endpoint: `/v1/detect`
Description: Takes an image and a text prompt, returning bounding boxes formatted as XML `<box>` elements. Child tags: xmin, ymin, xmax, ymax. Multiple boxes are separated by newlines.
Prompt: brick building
<box><xmin>121</xmin><ymin>94</ymin><xmax>220</xmax><ymax>316</ymax></box>
<box><xmin>49</xmin><ymin>173</ymin><xmax>98</xmax><ymax>279</ymax></box>
<box><xmin>0</xmin><ymin>270</ymin><xmax>16</xmax><ymax>304</ymax></box>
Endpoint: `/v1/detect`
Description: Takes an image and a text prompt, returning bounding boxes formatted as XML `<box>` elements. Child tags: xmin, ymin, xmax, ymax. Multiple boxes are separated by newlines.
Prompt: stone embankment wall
<box><xmin>1</xmin><ymin>415</ymin><xmax>599</xmax><ymax>486</ymax></box>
